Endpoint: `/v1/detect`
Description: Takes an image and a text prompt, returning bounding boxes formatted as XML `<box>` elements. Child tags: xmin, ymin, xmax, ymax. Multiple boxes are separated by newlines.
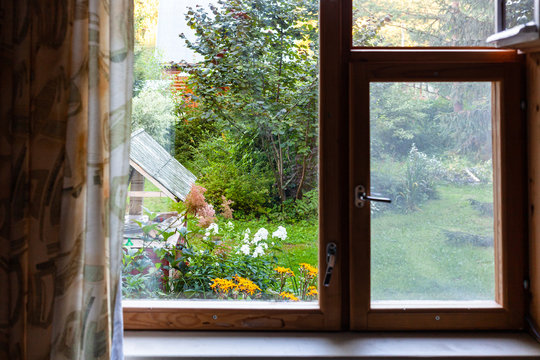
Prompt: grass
<box><xmin>371</xmin><ymin>183</ymin><xmax>495</xmax><ymax>301</ymax></box>
<box><xmin>127</xmin><ymin>179</ymin><xmax>495</xmax><ymax>301</ymax></box>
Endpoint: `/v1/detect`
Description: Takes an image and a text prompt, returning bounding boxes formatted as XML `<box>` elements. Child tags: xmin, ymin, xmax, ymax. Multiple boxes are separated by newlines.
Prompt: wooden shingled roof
<box><xmin>130</xmin><ymin>129</ymin><xmax>196</xmax><ymax>202</ymax></box>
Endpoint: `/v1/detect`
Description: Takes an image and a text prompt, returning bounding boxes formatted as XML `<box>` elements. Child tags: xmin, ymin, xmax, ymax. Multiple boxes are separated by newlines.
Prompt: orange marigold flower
<box><xmin>299</xmin><ymin>263</ymin><xmax>318</xmax><ymax>278</ymax></box>
<box><xmin>210</xmin><ymin>278</ymin><xmax>236</xmax><ymax>295</ymax></box>
<box><xmin>274</xmin><ymin>266</ymin><xmax>294</xmax><ymax>276</ymax></box>
<box><xmin>279</xmin><ymin>292</ymin><xmax>299</xmax><ymax>301</ymax></box>
<box><xmin>307</xmin><ymin>286</ymin><xmax>318</xmax><ymax>297</ymax></box>
<box><xmin>233</xmin><ymin>275</ymin><xmax>261</xmax><ymax>295</ymax></box>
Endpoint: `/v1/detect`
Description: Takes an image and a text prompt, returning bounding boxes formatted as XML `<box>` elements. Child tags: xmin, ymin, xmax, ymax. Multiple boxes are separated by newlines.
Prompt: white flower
<box><xmin>226</xmin><ymin>221</ymin><xmax>234</xmax><ymax>230</ymax></box>
<box><xmin>243</xmin><ymin>232</ymin><xmax>251</xmax><ymax>243</ymax></box>
<box><xmin>272</xmin><ymin>226</ymin><xmax>287</xmax><ymax>240</ymax></box>
<box><xmin>240</xmin><ymin>244</ymin><xmax>251</xmax><ymax>255</ymax></box>
<box><xmin>208</xmin><ymin>222</ymin><xmax>219</xmax><ymax>235</ymax></box>
<box><xmin>252</xmin><ymin>244</ymin><xmax>265</xmax><ymax>258</ymax></box>
<box><xmin>214</xmin><ymin>262</ymin><xmax>219</xmax><ymax>267</ymax></box>
<box><xmin>253</xmin><ymin>228</ymin><xmax>269</xmax><ymax>243</ymax></box>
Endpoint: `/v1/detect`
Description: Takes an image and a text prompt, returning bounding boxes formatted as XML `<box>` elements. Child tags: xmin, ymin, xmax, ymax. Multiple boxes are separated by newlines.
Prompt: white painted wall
<box><xmin>156</xmin><ymin>0</ymin><xmax>216</xmax><ymax>63</ymax></box>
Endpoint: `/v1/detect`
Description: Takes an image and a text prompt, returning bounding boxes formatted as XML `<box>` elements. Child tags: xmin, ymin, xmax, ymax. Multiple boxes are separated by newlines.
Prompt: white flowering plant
<box><xmin>122</xmin><ymin>205</ymin><xmax>308</xmax><ymax>300</ymax></box>
<box><xmin>150</xmin><ymin>214</ymin><xmax>294</xmax><ymax>298</ymax></box>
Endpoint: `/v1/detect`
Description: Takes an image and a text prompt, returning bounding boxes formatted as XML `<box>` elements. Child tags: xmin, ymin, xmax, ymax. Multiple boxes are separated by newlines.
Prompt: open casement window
<box><xmin>487</xmin><ymin>0</ymin><xmax>540</xmax><ymax>49</ymax></box>
<box><xmin>348</xmin><ymin>50</ymin><xmax>527</xmax><ymax>330</ymax></box>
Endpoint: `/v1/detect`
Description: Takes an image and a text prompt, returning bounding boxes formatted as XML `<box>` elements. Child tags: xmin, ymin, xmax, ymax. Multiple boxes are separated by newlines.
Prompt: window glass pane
<box><xmin>123</xmin><ymin>0</ymin><xmax>319</xmax><ymax>303</ymax></box>
<box><xmin>369</xmin><ymin>82</ymin><xmax>495</xmax><ymax>303</ymax></box>
<box><xmin>352</xmin><ymin>0</ymin><xmax>494</xmax><ymax>47</ymax></box>
<box><xmin>505</xmin><ymin>0</ymin><xmax>534</xmax><ymax>29</ymax></box>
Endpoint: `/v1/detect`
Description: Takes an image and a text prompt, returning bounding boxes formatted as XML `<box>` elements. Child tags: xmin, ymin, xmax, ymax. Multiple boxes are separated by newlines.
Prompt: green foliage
<box><xmin>133</xmin><ymin>47</ymin><xmax>165</xmax><ymax>96</ymax></box>
<box><xmin>437</xmin><ymin>83</ymin><xmax>492</xmax><ymax>161</ymax></box>
<box><xmin>505</xmin><ymin>0</ymin><xmax>534</xmax><ymax>28</ymax></box>
<box><xmin>370</xmin><ymin>83</ymin><xmax>453</xmax><ymax>159</ymax></box>
<box><xmin>173</xmin><ymin>115</ymin><xmax>219</xmax><ymax>165</ymax></box>
<box><xmin>176</xmin><ymin>0</ymin><xmax>321</xmax><ymax>204</ymax></box>
<box><xmin>395</xmin><ymin>144</ymin><xmax>442</xmax><ymax>212</ymax></box>
<box><xmin>132</xmin><ymin>84</ymin><xmax>177</xmax><ymax>151</ymax></box>
<box><xmin>371</xmin><ymin>145</ymin><xmax>443</xmax><ymax>214</ymax></box>
<box><xmin>122</xmin><ymin>247</ymin><xmax>161</xmax><ymax>298</ymax></box>
<box><xmin>122</xmin><ymin>213</ymin><xmax>318</xmax><ymax>299</ymax></box>
<box><xmin>353</xmin><ymin>0</ymin><xmax>494</xmax><ymax>47</ymax></box>
<box><xmin>271</xmin><ymin>189</ymin><xmax>318</xmax><ymax>222</ymax></box>
<box><xmin>190</xmin><ymin>135</ymin><xmax>274</xmax><ymax>216</ymax></box>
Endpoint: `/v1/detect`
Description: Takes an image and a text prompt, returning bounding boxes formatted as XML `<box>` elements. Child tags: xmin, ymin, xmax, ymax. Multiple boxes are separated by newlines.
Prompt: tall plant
<box><xmin>176</xmin><ymin>0</ymin><xmax>319</xmax><ymax>204</ymax></box>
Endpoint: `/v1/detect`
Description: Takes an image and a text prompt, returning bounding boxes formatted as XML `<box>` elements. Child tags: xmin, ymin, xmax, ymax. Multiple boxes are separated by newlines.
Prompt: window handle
<box><xmin>323</xmin><ymin>242</ymin><xmax>337</xmax><ymax>287</ymax></box>
<box><xmin>354</xmin><ymin>185</ymin><xmax>391</xmax><ymax>208</ymax></box>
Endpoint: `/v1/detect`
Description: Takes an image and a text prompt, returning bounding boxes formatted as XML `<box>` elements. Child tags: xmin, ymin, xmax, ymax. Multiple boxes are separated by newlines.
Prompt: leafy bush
<box><xmin>395</xmin><ymin>144</ymin><xmax>442</xmax><ymax>211</ymax></box>
<box><xmin>190</xmin><ymin>135</ymin><xmax>274</xmax><ymax>216</ymax></box>
<box><xmin>271</xmin><ymin>189</ymin><xmax>319</xmax><ymax>222</ymax></box>
<box><xmin>132</xmin><ymin>83</ymin><xmax>177</xmax><ymax>152</ymax></box>
<box><xmin>371</xmin><ymin>145</ymin><xmax>443</xmax><ymax>214</ymax></box>
<box><xmin>121</xmin><ymin>204</ymin><xmax>318</xmax><ymax>300</ymax></box>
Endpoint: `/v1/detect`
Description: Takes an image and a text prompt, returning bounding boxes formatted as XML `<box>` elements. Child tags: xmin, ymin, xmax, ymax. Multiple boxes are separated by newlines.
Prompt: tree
<box><xmin>132</xmin><ymin>84</ymin><xmax>177</xmax><ymax>153</ymax></box>
<box><xmin>352</xmin><ymin>0</ymin><xmax>494</xmax><ymax>46</ymax></box>
<box><xmin>176</xmin><ymin>0</ymin><xmax>319</xmax><ymax>204</ymax></box>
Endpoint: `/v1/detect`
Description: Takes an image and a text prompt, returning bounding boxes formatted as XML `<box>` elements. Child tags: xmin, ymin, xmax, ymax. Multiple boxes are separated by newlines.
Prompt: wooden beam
<box><xmin>129</xmin><ymin>160</ymin><xmax>179</xmax><ymax>202</ymax></box>
<box><xmin>527</xmin><ymin>52</ymin><xmax>540</xmax><ymax>331</ymax></box>
<box><xmin>129</xmin><ymin>170</ymin><xmax>144</xmax><ymax>215</ymax></box>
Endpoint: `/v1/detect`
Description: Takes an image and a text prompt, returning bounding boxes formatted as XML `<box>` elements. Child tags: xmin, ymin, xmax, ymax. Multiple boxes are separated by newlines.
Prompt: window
<box><xmin>123</xmin><ymin>0</ymin><xmax>527</xmax><ymax>331</ymax></box>
<box><xmin>123</xmin><ymin>0</ymin><xmax>343</xmax><ymax>330</ymax></box>
<box><xmin>487</xmin><ymin>0</ymin><xmax>540</xmax><ymax>48</ymax></box>
<box><xmin>348</xmin><ymin>51</ymin><xmax>526</xmax><ymax>330</ymax></box>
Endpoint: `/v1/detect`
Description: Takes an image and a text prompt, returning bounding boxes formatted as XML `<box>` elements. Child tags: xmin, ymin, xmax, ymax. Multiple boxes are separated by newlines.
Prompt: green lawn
<box><xmin>128</xmin><ymin>180</ymin><xmax>494</xmax><ymax>301</ymax></box>
<box><xmin>371</xmin><ymin>184</ymin><xmax>495</xmax><ymax>301</ymax></box>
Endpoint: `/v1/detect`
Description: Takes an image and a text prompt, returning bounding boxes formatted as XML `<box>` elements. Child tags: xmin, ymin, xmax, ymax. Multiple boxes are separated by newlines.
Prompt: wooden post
<box><xmin>129</xmin><ymin>169</ymin><xmax>145</xmax><ymax>215</ymax></box>
<box><xmin>528</xmin><ymin>52</ymin><xmax>540</xmax><ymax>330</ymax></box>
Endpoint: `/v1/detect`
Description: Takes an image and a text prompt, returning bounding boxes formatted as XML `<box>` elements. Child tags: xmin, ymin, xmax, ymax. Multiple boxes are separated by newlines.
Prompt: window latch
<box><xmin>323</xmin><ymin>242</ymin><xmax>337</xmax><ymax>287</ymax></box>
<box><xmin>355</xmin><ymin>185</ymin><xmax>392</xmax><ymax>208</ymax></box>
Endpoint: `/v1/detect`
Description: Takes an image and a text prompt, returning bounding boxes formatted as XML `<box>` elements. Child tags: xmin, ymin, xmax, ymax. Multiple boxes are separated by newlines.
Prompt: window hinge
<box><xmin>323</xmin><ymin>242</ymin><xmax>337</xmax><ymax>287</ymax></box>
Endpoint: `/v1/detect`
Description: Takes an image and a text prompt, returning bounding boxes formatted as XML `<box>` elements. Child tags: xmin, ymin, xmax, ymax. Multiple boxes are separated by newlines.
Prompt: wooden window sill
<box><xmin>124</xmin><ymin>331</ymin><xmax>540</xmax><ymax>359</ymax></box>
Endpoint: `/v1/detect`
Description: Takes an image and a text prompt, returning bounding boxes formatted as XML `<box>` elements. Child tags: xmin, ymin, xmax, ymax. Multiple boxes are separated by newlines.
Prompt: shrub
<box><xmin>371</xmin><ymin>145</ymin><xmax>443</xmax><ymax>214</ymax></box>
<box><xmin>191</xmin><ymin>135</ymin><xmax>274</xmax><ymax>216</ymax></box>
<box><xmin>132</xmin><ymin>84</ymin><xmax>177</xmax><ymax>152</ymax></box>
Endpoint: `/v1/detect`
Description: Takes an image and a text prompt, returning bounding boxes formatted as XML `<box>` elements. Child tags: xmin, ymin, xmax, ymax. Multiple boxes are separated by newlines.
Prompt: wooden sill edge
<box><xmin>123</xmin><ymin>330</ymin><xmax>540</xmax><ymax>359</ymax></box>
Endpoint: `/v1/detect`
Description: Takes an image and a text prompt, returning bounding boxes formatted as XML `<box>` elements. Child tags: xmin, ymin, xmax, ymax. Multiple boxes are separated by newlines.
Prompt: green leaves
<box><xmin>175</xmin><ymin>0</ymin><xmax>320</xmax><ymax>204</ymax></box>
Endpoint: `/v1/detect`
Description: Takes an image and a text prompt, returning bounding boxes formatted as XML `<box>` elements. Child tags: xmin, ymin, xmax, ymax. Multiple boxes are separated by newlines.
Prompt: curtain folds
<box><xmin>0</xmin><ymin>1</ymin><xmax>133</xmax><ymax>359</ymax></box>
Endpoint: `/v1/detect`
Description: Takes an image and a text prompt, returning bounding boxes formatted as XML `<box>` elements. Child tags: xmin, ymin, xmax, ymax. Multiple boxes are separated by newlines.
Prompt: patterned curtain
<box><xmin>0</xmin><ymin>1</ymin><xmax>133</xmax><ymax>359</ymax></box>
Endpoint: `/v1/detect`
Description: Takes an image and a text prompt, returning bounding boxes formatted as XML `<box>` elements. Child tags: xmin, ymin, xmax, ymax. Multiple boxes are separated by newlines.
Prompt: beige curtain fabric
<box><xmin>0</xmin><ymin>1</ymin><xmax>133</xmax><ymax>359</ymax></box>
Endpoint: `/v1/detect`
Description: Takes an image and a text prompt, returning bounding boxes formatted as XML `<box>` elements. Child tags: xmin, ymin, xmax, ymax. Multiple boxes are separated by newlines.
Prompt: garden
<box><xmin>123</xmin><ymin>0</ymin><xmax>497</xmax><ymax>302</ymax></box>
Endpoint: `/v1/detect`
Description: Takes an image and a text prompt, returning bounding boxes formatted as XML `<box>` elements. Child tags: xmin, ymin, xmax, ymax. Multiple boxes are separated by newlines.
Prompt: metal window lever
<box><xmin>323</xmin><ymin>242</ymin><xmax>337</xmax><ymax>287</ymax></box>
<box><xmin>355</xmin><ymin>185</ymin><xmax>391</xmax><ymax>208</ymax></box>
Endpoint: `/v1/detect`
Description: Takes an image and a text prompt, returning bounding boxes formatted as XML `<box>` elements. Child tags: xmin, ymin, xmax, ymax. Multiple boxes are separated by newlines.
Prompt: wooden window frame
<box><xmin>122</xmin><ymin>0</ymin><xmax>348</xmax><ymax>331</ymax></box>
<box><xmin>348</xmin><ymin>49</ymin><xmax>528</xmax><ymax>331</ymax></box>
<box><xmin>123</xmin><ymin>0</ymin><xmax>528</xmax><ymax>332</ymax></box>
